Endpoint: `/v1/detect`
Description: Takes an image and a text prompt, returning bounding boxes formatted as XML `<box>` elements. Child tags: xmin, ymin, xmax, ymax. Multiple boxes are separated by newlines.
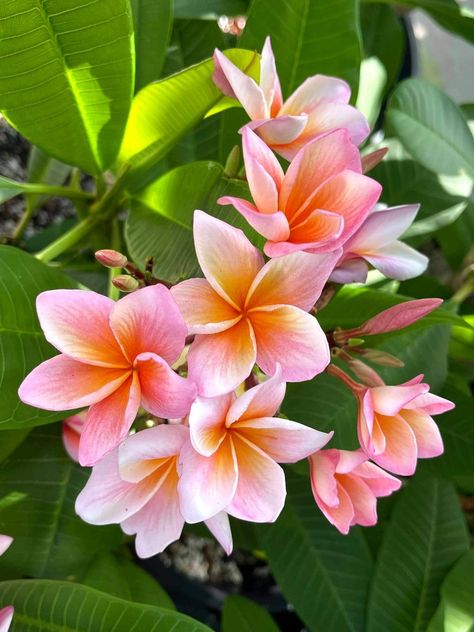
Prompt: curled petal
<box><xmin>280</xmin><ymin>75</ymin><xmax>352</xmax><ymax>115</ymax></box>
<box><xmin>189</xmin><ymin>392</ymin><xmax>234</xmax><ymax>456</ymax></box>
<box><xmin>371</xmin><ymin>414</ymin><xmax>418</xmax><ymax>476</ymax></box>
<box><xmin>226</xmin><ymin>366</ymin><xmax>286</xmax><ymax>424</ymax></box>
<box><xmin>308</xmin><ymin>451</ymin><xmax>339</xmax><ymax>508</ymax></box>
<box><xmin>371</xmin><ymin>382</ymin><xmax>428</xmax><ymax>416</ymax></box>
<box><xmin>340</xmin><ymin>475</ymin><xmax>377</xmax><ymax>527</ymax></box>
<box><xmin>219</xmin><ymin>196</ymin><xmax>290</xmax><ymax>242</ymax></box>
<box><xmin>407</xmin><ymin>391</ymin><xmax>454</xmax><ymax>415</ymax></box>
<box><xmin>401</xmin><ymin>409</ymin><xmax>444</xmax><ymax>458</ymax></box>
<box><xmin>249</xmin><ymin>114</ymin><xmax>308</xmax><ymax>146</ymax></box>
<box><xmin>242</xmin><ymin>127</ymin><xmax>284</xmax><ymax>213</ymax></box>
<box><xmin>260</xmin><ymin>36</ymin><xmax>283</xmax><ymax>114</ymax></box>
<box><xmin>289</xmin><ymin>209</ymin><xmax>344</xmax><ymax>246</ymax></box>
<box><xmin>353</xmin><ymin>461</ymin><xmax>401</xmax><ymax>496</ymax></box>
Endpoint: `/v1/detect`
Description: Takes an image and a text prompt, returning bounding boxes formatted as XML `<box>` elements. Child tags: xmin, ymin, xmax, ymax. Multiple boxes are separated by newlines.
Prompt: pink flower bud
<box><xmin>361</xmin><ymin>147</ymin><xmax>388</xmax><ymax>173</ymax></box>
<box><xmin>95</xmin><ymin>249</ymin><xmax>128</xmax><ymax>269</ymax></box>
<box><xmin>112</xmin><ymin>275</ymin><xmax>139</xmax><ymax>293</ymax></box>
<box><xmin>358</xmin><ymin>348</ymin><xmax>405</xmax><ymax>368</ymax></box>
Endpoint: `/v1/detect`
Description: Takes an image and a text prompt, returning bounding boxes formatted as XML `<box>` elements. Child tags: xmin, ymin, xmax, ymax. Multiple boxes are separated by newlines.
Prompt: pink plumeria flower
<box><xmin>331</xmin><ymin>204</ymin><xmax>428</xmax><ymax>283</ymax></box>
<box><xmin>218</xmin><ymin>127</ymin><xmax>381</xmax><ymax>258</ymax></box>
<box><xmin>171</xmin><ymin>211</ymin><xmax>340</xmax><ymax>397</ymax></box>
<box><xmin>179</xmin><ymin>367</ymin><xmax>332</xmax><ymax>524</ymax></box>
<box><xmin>213</xmin><ymin>36</ymin><xmax>369</xmax><ymax>160</ymax></box>
<box><xmin>62</xmin><ymin>412</ymin><xmax>86</xmax><ymax>462</ymax></box>
<box><xmin>309</xmin><ymin>449</ymin><xmax>401</xmax><ymax>534</ymax></box>
<box><xmin>0</xmin><ymin>607</ymin><xmax>13</xmax><ymax>632</ymax></box>
<box><xmin>19</xmin><ymin>286</ymin><xmax>197</xmax><ymax>466</ymax></box>
<box><xmin>76</xmin><ymin>424</ymin><xmax>233</xmax><ymax>556</ymax></box>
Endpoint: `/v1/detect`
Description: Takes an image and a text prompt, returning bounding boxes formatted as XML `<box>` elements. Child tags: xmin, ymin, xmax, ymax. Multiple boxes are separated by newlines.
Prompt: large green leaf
<box><xmin>173</xmin><ymin>0</ymin><xmax>248</xmax><ymax>19</ymax></box>
<box><xmin>0</xmin><ymin>580</ymin><xmax>212</xmax><ymax>631</ymax></box>
<box><xmin>0</xmin><ymin>429</ymin><xmax>30</xmax><ymax>463</ymax></box>
<box><xmin>0</xmin><ymin>0</ymin><xmax>134</xmax><ymax>175</ymax></box>
<box><xmin>0</xmin><ymin>426</ymin><xmax>122</xmax><ymax>578</ymax></box>
<box><xmin>259</xmin><ymin>472</ymin><xmax>373</xmax><ymax>632</ymax></box>
<box><xmin>387</xmin><ymin>79</ymin><xmax>474</xmax><ymax>180</ymax></box>
<box><xmin>117</xmin><ymin>49</ymin><xmax>259</xmax><ymax>192</ymax></box>
<box><xmin>222</xmin><ymin>595</ymin><xmax>280</xmax><ymax>632</ymax></box>
<box><xmin>131</xmin><ymin>0</ymin><xmax>172</xmax><ymax>92</ymax></box>
<box><xmin>241</xmin><ymin>0</ymin><xmax>361</xmax><ymax>97</ymax></box>
<box><xmin>427</xmin><ymin>549</ymin><xmax>474</xmax><ymax>632</ymax></box>
<box><xmin>0</xmin><ymin>246</ymin><xmax>81</xmax><ymax>429</ymax></box>
<box><xmin>125</xmin><ymin>160</ymin><xmax>263</xmax><ymax>282</ymax></box>
<box><xmin>367</xmin><ymin>476</ymin><xmax>469</xmax><ymax>632</ymax></box>
<box><xmin>83</xmin><ymin>552</ymin><xmax>174</xmax><ymax>609</ymax></box>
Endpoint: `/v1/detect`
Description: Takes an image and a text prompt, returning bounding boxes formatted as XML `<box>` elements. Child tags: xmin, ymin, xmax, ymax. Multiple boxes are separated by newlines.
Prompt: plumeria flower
<box><xmin>0</xmin><ymin>607</ymin><xmax>13</xmax><ymax>632</ymax></box>
<box><xmin>330</xmin><ymin>365</ymin><xmax>454</xmax><ymax>476</ymax></box>
<box><xmin>309</xmin><ymin>449</ymin><xmax>401</xmax><ymax>534</ymax></box>
<box><xmin>76</xmin><ymin>424</ymin><xmax>233</xmax><ymax>556</ymax></box>
<box><xmin>19</xmin><ymin>286</ymin><xmax>196</xmax><ymax>466</ymax></box>
<box><xmin>62</xmin><ymin>412</ymin><xmax>85</xmax><ymax>462</ymax></box>
<box><xmin>179</xmin><ymin>367</ymin><xmax>332</xmax><ymax>524</ymax></box>
<box><xmin>213</xmin><ymin>36</ymin><xmax>369</xmax><ymax>160</ymax></box>
<box><xmin>218</xmin><ymin>127</ymin><xmax>381</xmax><ymax>258</ymax></box>
<box><xmin>331</xmin><ymin>204</ymin><xmax>428</xmax><ymax>283</ymax></box>
<box><xmin>171</xmin><ymin>211</ymin><xmax>340</xmax><ymax>397</ymax></box>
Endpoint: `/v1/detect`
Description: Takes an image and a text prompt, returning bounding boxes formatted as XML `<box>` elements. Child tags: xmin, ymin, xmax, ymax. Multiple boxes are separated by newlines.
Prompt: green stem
<box><xmin>12</xmin><ymin>202</ymin><xmax>36</xmax><ymax>241</ymax></box>
<box><xmin>22</xmin><ymin>184</ymin><xmax>93</xmax><ymax>201</ymax></box>
<box><xmin>108</xmin><ymin>219</ymin><xmax>122</xmax><ymax>301</ymax></box>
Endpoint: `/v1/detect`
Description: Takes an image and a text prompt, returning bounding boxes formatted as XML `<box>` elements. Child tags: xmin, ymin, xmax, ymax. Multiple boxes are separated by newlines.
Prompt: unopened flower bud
<box><xmin>359</xmin><ymin>348</ymin><xmax>405</xmax><ymax>368</ymax></box>
<box><xmin>95</xmin><ymin>249</ymin><xmax>128</xmax><ymax>269</ymax></box>
<box><xmin>112</xmin><ymin>274</ymin><xmax>139</xmax><ymax>293</ymax></box>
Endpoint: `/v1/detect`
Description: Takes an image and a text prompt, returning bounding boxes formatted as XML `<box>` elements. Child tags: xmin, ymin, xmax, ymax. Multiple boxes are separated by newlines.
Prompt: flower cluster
<box><xmin>18</xmin><ymin>37</ymin><xmax>453</xmax><ymax>556</ymax></box>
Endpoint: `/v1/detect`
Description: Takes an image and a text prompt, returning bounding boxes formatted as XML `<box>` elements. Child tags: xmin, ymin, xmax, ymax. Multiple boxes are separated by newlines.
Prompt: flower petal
<box><xmin>249</xmin><ymin>114</ymin><xmax>308</xmax><ymax>145</ymax></box>
<box><xmin>62</xmin><ymin>413</ymin><xmax>85</xmax><ymax>462</ymax></box>
<box><xmin>0</xmin><ymin>535</ymin><xmax>13</xmax><ymax>557</ymax></box>
<box><xmin>330</xmin><ymin>258</ymin><xmax>369</xmax><ymax>284</ymax></box>
<box><xmin>242</xmin><ymin>127</ymin><xmax>284</xmax><ymax>214</ymax></box>
<box><xmin>218</xmin><ymin>197</ymin><xmax>290</xmax><ymax>242</ymax></box>
<box><xmin>260</xmin><ymin>36</ymin><xmax>283</xmax><ymax>114</ymax></box>
<box><xmin>234</xmin><ymin>416</ymin><xmax>332</xmax><ymax>463</ymax></box>
<box><xmin>79</xmin><ymin>374</ymin><xmax>141</xmax><ymax>466</ymax></box>
<box><xmin>228</xmin><ymin>435</ymin><xmax>286</xmax><ymax>522</ymax></box>
<box><xmin>314</xmin><ymin>480</ymin><xmax>355</xmax><ymax>535</ymax></box>
<box><xmin>354</xmin><ymin>461</ymin><xmax>402</xmax><ymax>496</ymax></box>
<box><xmin>407</xmin><ymin>392</ymin><xmax>454</xmax><ymax>415</ymax></box>
<box><xmin>401</xmin><ymin>409</ymin><xmax>444</xmax><ymax>458</ymax></box>
<box><xmin>289</xmin><ymin>209</ymin><xmax>344</xmax><ymax>246</ymax></box>
<box><xmin>246</xmin><ymin>250</ymin><xmax>341</xmax><ymax>312</ymax></box>
<box><xmin>249</xmin><ymin>305</ymin><xmax>330</xmax><ymax>381</ymax></box>
<box><xmin>204</xmin><ymin>512</ymin><xmax>233</xmax><ymax>555</ymax></box>
<box><xmin>348</xmin><ymin>205</ymin><xmax>421</xmax><ymax>252</ymax></box>
<box><xmin>371</xmin><ymin>382</ymin><xmax>428</xmax><ymax>416</ymax></box>
<box><xmin>363</xmin><ymin>241</ymin><xmax>429</xmax><ymax>280</ymax></box>
<box><xmin>178</xmin><ymin>437</ymin><xmax>238</xmax><ymax>523</ymax></box>
<box><xmin>0</xmin><ymin>606</ymin><xmax>14</xmax><ymax>632</ymax></box>
<box><xmin>122</xmin><ymin>464</ymin><xmax>184</xmax><ymax>558</ymax></box>
<box><xmin>135</xmin><ymin>352</ymin><xmax>196</xmax><ymax>419</ymax></box>
<box><xmin>193</xmin><ymin>211</ymin><xmax>264</xmax><ymax>310</ymax></box>
<box><xmin>340</xmin><ymin>475</ymin><xmax>377</xmax><ymax>527</ymax></box>
<box><xmin>308</xmin><ymin>451</ymin><xmax>339</xmax><ymax>508</ymax></box>
<box><xmin>18</xmin><ymin>355</ymin><xmax>129</xmax><ymax>411</ymax></box>
<box><xmin>187</xmin><ymin>319</ymin><xmax>257</xmax><ymax>397</ymax></box>
<box><xmin>280</xmin><ymin>75</ymin><xmax>352</xmax><ymax>115</ymax></box>
<box><xmin>334</xmin><ymin>448</ymin><xmax>368</xmax><ymax>474</ymax></box>
<box><xmin>189</xmin><ymin>392</ymin><xmax>234</xmax><ymax>456</ymax></box>
<box><xmin>226</xmin><ymin>366</ymin><xmax>285</xmax><ymax>424</ymax></box>
<box><xmin>36</xmin><ymin>290</ymin><xmax>127</xmax><ymax>367</ymax></box>
<box><xmin>372</xmin><ymin>414</ymin><xmax>418</xmax><ymax>476</ymax></box>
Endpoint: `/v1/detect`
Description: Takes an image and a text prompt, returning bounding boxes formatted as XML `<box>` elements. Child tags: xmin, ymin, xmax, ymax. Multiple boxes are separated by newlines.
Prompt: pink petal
<box><xmin>118</xmin><ymin>424</ymin><xmax>188</xmax><ymax>483</ymax></box>
<box><xmin>218</xmin><ymin>196</ymin><xmax>290</xmax><ymax>242</ymax></box>
<box><xmin>0</xmin><ymin>535</ymin><xmax>13</xmax><ymax>556</ymax></box>
<box><xmin>309</xmin><ymin>451</ymin><xmax>339</xmax><ymax>508</ymax></box>
<box><xmin>249</xmin><ymin>305</ymin><xmax>330</xmax><ymax>382</ymax></box>
<box><xmin>178</xmin><ymin>438</ymin><xmax>238</xmax><ymax>523</ymax></box>
<box><xmin>363</xmin><ymin>241</ymin><xmax>429</xmax><ymax>280</ymax></box>
<box><xmin>213</xmin><ymin>49</ymin><xmax>267</xmax><ymax>119</ymax></box>
<box><xmin>358</xmin><ymin>298</ymin><xmax>443</xmax><ymax>336</ymax></box>
<box><xmin>234</xmin><ymin>416</ymin><xmax>332</xmax><ymax>463</ymax></box>
<box><xmin>36</xmin><ymin>290</ymin><xmax>127</xmax><ymax>368</ymax></box>
<box><xmin>18</xmin><ymin>355</ymin><xmax>129</xmax><ymax>411</ymax></box>
<box><xmin>171</xmin><ymin>278</ymin><xmax>241</xmax><ymax>334</ymax></box>
<box><xmin>75</xmin><ymin>447</ymin><xmax>162</xmax><ymax>524</ymax></box>
<box><xmin>280</xmin><ymin>75</ymin><xmax>352</xmax><ymax>115</ymax></box>
<box><xmin>357</xmin><ymin>391</ymin><xmax>376</xmax><ymax>457</ymax></box>
<box><xmin>315</xmin><ymin>479</ymin><xmax>355</xmax><ymax>535</ymax></box>
<box><xmin>330</xmin><ymin>258</ymin><xmax>369</xmax><ymax>284</ymax></box>
<box><xmin>79</xmin><ymin>374</ymin><xmax>141</xmax><ymax>466</ymax></box>
<box><xmin>193</xmin><ymin>211</ymin><xmax>264</xmax><ymax>310</ymax></box>
<box><xmin>407</xmin><ymin>392</ymin><xmax>454</xmax><ymax>415</ymax></box>
<box><xmin>227</xmin><ymin>435</ymin><xmax>286</xmax><ymax>522</ymax></box>
<box><xmin>187</xmin><ymin>319</ymin><xmax>257</xmax><ymax>397</ymax></box>
<box><xmin>0</xmin><ymin>606</ymin><xmax>14</xmax><ymax>632</ymax></box>
<box><xmin>280</xmin><ymin>130</ymin><xmax>361</xmax><ymax>221</ymax></box>
<box><xmin>334</xmin><ymin>448</ymin><xmax>368</xmax><ymax>474</ymax></box>
<box><xmin>62</xmin><ymin>413</ymin><xmax>85</xmax><ymax>462</ymax></box>
<box><xmin>204</xmin><ymin>512</ymin><xmax>233</xmax><ymax>555</ymax></box>
<box><xmin>246</xmin><ymin>250</ymin><xmax>341</xmax><ymax>312</ymax></box>
<box><xmin>260</xmin><ymin>36</ymin><xmax>283</xmax><ymax>114</ymax></box>
<box><xmin>288</xmin><ymin>208</ymin><xmax>344</xmax><ymax>248</ymax></box>
<box><xmin>226</xmin><ymin>366</ymin><xmax>286</xmax><ymax>424</ymax></box>
<box><xmin>135</xmin><ymin>352</ymin><xmax>196</xmax><ymax>419</ymax></box>
<box><xmin>361</xmin><ymin>147</ymin><xmax>389</xmax><ymax>174</ymax></box>
<box><xmin>340</xmin><ymin>475</ymin><xmax>377</xmax><ymax>527</ymax></box>
<box><xmin>188</xmin><ymin>392</ymin><xmax>234</xmax><ymax>456</ymax></box>
<box><xmin>122</xmin><ymin>464</ymin><xmax>184</xmax><ymax>558</ymax></box>
<box><xmin>348</xmin><ymin>205</ymin><xmax>421</xmax><ymax>251</ymax></box>
<box><xmin>371</xmin><ymin>414</ymin><xmax>418</xmax><ymax>476</ymax></box>
<box><xmin>371</xmin><ymin>383</ymin><xmax>428</xmax><ymax>416</ymax></box>
<box><xmin>249</xmin><ymin>114</ymin><xmax>308</xmax><ymax>145</ymax></box>
<box><xmin>110</xmin><ymin>285</ymin><xmax>187</xmax><ymax>365</ymax></box>
<box><xmin>353</xmin><ymin>461</ymin><xmax>401</xmax><ymax>496</ymax></box>
<box><xmin>401</xmin><ymin>409</ymin><xmax>444</xmax><ymax>458</ymax></box>
<box><xmin>241</xmin><ymin>127</ymin><xmax>284</xmax><ymax>213</ymax></box>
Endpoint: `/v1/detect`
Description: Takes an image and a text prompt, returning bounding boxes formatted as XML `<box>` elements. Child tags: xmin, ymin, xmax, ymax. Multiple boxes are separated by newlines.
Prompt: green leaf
<box><xmin>0</xmin><ymin>580</ymin><xmax>212</xmax><ymax>631</ymax></box>
<box><xmin>131</xmin><ymin>0</ymin><xmax>172</xmax><ymax>92</ymax></box>
<box><xmin>173</xmin><ymin>0</ymin><xmax>248</xmax><ymax>19</ymax></box>
<box><xmin>387</xmin><ymin>79</ymin><xmax>474</xmax><ymax>180</ymax></box>
<box><xmin>0</xmin><ymin>429</ymin><xmax>30</xmax><ymax>463</ymax></box>
<box><xmin>0</xmin><ymin>0</ymin><xmax>135</xmax><ymax>175</ymax></box>
<box><xmin>83</xmin><ymin>552</ymin><xmax>174</xmax><ymax>609</ymax></box>
<box><xmin>0</xmin><ymin>174</ymin><xmax>90</xmax><ymax>206</ymax></box>
<box><xmin>0</xmin><ymin>426</ymin><xmax>122</xmax><ymax>578</ymax></box>
<box><xmin>25</xmin><ymin>146</ymin><xmax>72</xmax><ymax>213</ymax></box>
<box><xmin>118</xmin><ymin>49</ymin><xmax>259</xmax><ymax>192</ymax></box>
<box><xmin>427</xmin><ymin>549</ymin><xmax>474</xmax><ymax>632</ymax></box>
<box><xmin>259</xmin><ymin>472</ymin><xmax>373</xmax><ymax>632</ymax></box>
<box><xmin>222</xmin><ymin>595</ymin><xmax>280</xmax><ymax>632</ymax></box>
<box><xmin>0</xmin><ymin>246</ymin><xmax>81</xmax><ymax>429</ymax></box>
<box><xmin>241</xmin><ymin>0</ymin><xmax>361</xmax><ymax>98</ymax></box>
<box><xmin>367</xmin><ymin>476</ymin><xmax>469</xmax><ymax>632</ymax></box>
<box><xmin>125</xmin><ymin>160</ymin><xmax>263</xmax><ymax>282</ymax></box>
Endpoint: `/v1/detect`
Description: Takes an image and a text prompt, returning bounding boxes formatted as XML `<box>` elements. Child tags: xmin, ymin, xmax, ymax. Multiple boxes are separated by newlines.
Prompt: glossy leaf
<box><xmin>0</xmin><ymin>0</ymin><xmax>135</xmax><ymax>174</ymax></box>
<box><xmin>387</xmin><ymin>79</ymin><xmax>474</xmax><ymax>179</ymax></box>
<box><xmin>0</xmin><ymin>426</ymin><xmax>122</xmax><ymax>578</ymax></box>
<box><xmin>241</xmin><ymin>0</ymin><xmax>362</xmax><ymax>97</ymax></box>
<box><xmin>0</xmin><ymin>429</ymin><xmax>30</xmax><ymax>463</ymax></box>
<box><xmin>259</xmin><ymin>471</ymin><xmax>373</xmax><ymax>632</ymax></box>
<box><xmin>173</xmin><ymin>0</ymin><xmax>248</xmax><ymax>19</ymax></box>
<box><xmin>222</xmin><ymin>595</ymin><xmax>280</xmax><ymax>632</ymax></box>
<box><xmin>25</xmin><ymin>146</ymin><xmax>71</xmax><ymax>213</ymax></box>
<box><xmin>0</xmin><ymin>246</ymin><xmax>80</xmax><ymax>429</ymax></box>
<box><xmin>117</xmin><ymin>49</ymin><xmax>259</xmax><ymax>192</ymax></box>
<box><xmin>367</xmin><ymin>476</ymin><xmax>469</xmax><ymax>632</ymax></box>
<box><xmin>0</xmin><ymin>580</ymin><xmax>212</xmax><ymax>631</ymax></box>
<box><xmin>131</xmin><ymin>0</ymin><xmax>172</xmax><ymax>91</ymax></box>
